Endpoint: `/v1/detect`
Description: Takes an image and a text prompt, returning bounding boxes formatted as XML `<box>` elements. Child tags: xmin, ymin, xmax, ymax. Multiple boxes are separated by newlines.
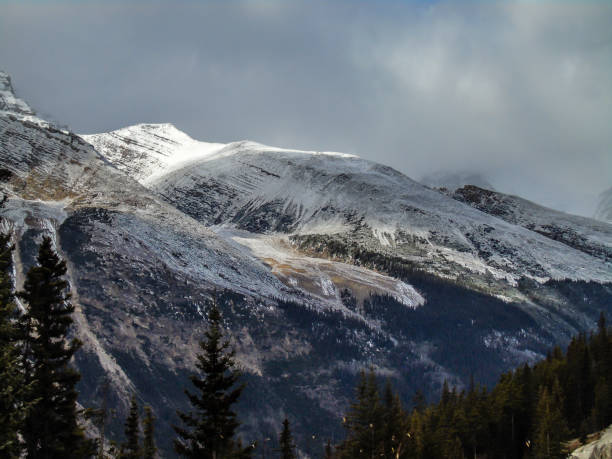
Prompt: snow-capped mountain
<box><xmin>594</xmin><ymin>187</ymin><xmax>612</xmax><ymax>224</ymax></box>
<box><xmin>88</xmin><ymin>124</ymin><xmax>612</xmax><ymax>290</ymax></box>
<box><xmin>2</xmin><ymin>71</ymin><xmax>612</xmax><ymax>456</ymax></box>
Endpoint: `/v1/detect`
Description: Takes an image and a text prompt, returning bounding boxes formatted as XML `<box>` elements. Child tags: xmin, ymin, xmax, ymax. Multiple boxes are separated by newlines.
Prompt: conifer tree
<box><xmin>0</xmin><ymin>230</ymin><xmax>28</xmax><ymax>458</ymax></box>
<box><xmin>120</xmin><ymin>395</ymin><xmax>141</xmax><ymax>459</ymax></box>
<box><xmin>533</xmin><ymin>380</ymin><xmax>568</xmax><ymax>459</ymax></box>
<box><xmin>381</xmin><ymin>380</ymin><xmax>407</xmax><ymax>458</ymax></box>
<box><xmin>142</xmin><ymin>405</ymin><xmax>157</xmax><ymax>459</ymax></box>
<box><xmin>18</xmin><ymin>236</ymin><xmax>96</xmax><ymax>458</ymax></box>
<box><xmin>277</xmin><ymin>418</ymin><xmax>296</xmax><ymax>459</ymax></box>
<box><xmin>173</xmin><ymin>298</ymin><xmax>250</xmax><ymax>458</ymax></box>
<box><xmin>336</xmin><ymin>369</ymin><xmax>384</xmax><ymax>458</ymax></box>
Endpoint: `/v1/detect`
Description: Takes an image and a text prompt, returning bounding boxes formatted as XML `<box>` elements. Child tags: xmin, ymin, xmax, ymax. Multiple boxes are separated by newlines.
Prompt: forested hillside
<box><xmin>333</xmin><ymin>314</ymin><xmax>612</xmax><ymax>458</ymax></box>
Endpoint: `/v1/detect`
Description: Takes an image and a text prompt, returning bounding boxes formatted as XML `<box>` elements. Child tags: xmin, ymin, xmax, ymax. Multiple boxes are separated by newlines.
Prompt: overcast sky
<box><xmin>1</xmin><ymin>1</ymin><xmax>610</xmax><ymax>217</ymax></box>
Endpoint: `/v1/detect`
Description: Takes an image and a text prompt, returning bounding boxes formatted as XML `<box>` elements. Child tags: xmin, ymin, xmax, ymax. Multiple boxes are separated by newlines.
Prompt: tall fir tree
<box><xmin>336</xmin><ymin>368</ymin><xmax>384</xmax><ymax>458</ymax></box>
<box><xmin>533</xmin><ymin>380</ymin><xmax>569</xmax><ymax>459</ymax></box>
<box><xmin>173</xmin><ymin>298</ymin><xmax>250</xmax><ymax>458</ymax></box>
<box><xmin>142</xmin><ymin>405</ymin><xmax>157</xmax><ymax>459</ymax></box>
<box><xmin>120</xmin><ymin>395</ymin><xmax>141</xmax><ymax>459</ymax></box>
<box><xmin>381</xmin><ymin>380</ymin><xmax>407</xmax><ymax>458</ymax></box>
<box><xmin>277</xmin><ymin>418</ymin><xmax>296</xmax><ymax>459</ymax></box>
<box><xmin>18</xmin><ymin>236</ymin><xmax>96</xmax><ymax>458</ymax></box>
<box><xmin>0</xmin><ymin>230</ymin><xmax>29</xmax><ymax>458</ymax></box>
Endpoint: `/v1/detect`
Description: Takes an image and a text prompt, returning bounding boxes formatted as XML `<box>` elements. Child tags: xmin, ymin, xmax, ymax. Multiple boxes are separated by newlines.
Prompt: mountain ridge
<box><xmin>1</xmin><ymin>71</ymin><xmax>611</xmax><ymax>456</ymax></box>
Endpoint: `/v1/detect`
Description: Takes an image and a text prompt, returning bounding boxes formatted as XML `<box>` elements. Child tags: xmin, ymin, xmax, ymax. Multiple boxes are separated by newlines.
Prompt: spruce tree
<box><xmin>142</xmin><ymin>405</ymin><xmax>157</xmax><ymax>459</ymax></box>
<box><xmin>277</xmin><ymin>418</ymin><xmax>296</xmax><ymax>459</ymax></box>
<box><xmin>336</xmin><ymin>369</ymin><xmax>384</xmax><ymax>458</ymax></box>
<box><xmin>0</xmin><ymin>231</ymin><xmax>28</xmax><ymax>458</ymax></box>
<box><xmin>120</xmin><ymin>395</ymin><xmax>141</xmax><ymax>459</ymax></box>
<box><xmin>173</xmin><ymin>299</ymin><xmax>250</xmax><ymax>458</ymax></box>
<box><xmin>533</xmin><ymin>381</ymin><xmax>568</xmax><ymax>459</ymax></box>
<box><xmin>18</xmin><ymin>236</ymin><xmax>95</xmax><ymax>458</ymax></box>
<box><xmin>381</xmin><ymin>380</ymin><xmax>406</xmax><ymax>458</ymax></box>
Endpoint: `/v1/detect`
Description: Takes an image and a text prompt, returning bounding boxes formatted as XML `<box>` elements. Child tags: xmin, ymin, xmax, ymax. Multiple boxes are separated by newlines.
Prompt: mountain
<box><xmin>594</xmin><ymin>187</ymin><xmax>612</xmax><ymax>224</ymax></box>
<box><xmin>2</xmin><ymin>71</ymin><xmax>612</xmax><ymax>456</ymax></box>
<box><xmin>86</xmin><ymin>126</ymin><xmax>611</xmax><ymax>289</ymax></box>
<box><xmin>453</xmin><ymin>185</ymin><xmax>612</xmax><ymax>262</ymax></box>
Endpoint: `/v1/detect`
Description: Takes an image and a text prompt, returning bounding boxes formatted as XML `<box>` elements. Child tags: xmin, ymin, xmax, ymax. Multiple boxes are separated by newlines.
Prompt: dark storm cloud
<box><xmin>1</xmin><ymin>1</ymin><xmax>610</xmax><ymax>216</ymax></box>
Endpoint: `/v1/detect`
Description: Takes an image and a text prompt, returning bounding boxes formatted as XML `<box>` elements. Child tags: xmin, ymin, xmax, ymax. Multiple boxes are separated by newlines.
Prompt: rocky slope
<box><xmin>453</xmin><ymin>185</ymin><xmax>612</xmax><ymax>263</ymax></box>
<box><xmin>3</xmin><ymin>71</ymin><xmax>612</xmax><ymax>456</ymax></box>
<box><xmin>87</xmin><ymin>125</ymin><xmax>612</xmax><ymax>290</ymax></box>
<box><xmin>570</xmin><ymin>425</ymin><xmax>612</xmax><ymax>459</ymax></box>
<box><xmin>419</xmin><ymin>171</ymin><xmax>495</xmax><ymax>193</ymax></box>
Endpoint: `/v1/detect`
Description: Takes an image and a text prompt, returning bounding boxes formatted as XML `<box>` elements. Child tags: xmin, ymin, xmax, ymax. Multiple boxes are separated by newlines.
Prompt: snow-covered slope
<box><xmin>82</xmin><ymin>124</ymin><xmax>225</xmax><ymax>185</ymax></box>
<box><xmin>594</xmin><ymin>187</ymin><xmax>612</xmax><ymax>224</ymax></box>
<box><xmin>0</xmin><ymin>71</ymin><xmax>35</xmax><ymax>116</ymax></box>
<box><xmin>86</xmin><ymin>125</ymin><xmax>612</xmax><ymax>289</ymax></box>
<box><xmin>454</xmin><ymin>185</ymin><xmax>612</xmax><ymax>262</ymax></box>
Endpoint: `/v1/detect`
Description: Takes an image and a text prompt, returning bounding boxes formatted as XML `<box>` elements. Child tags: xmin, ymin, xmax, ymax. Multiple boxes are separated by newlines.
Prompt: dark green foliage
<box><xmin>0</xmin><ymin>230</ymin><xmax>28</xmax><ymax>458</ymax></box>
<box><xmin>142</xmin><ymin>405</ymin><xmax>157</xmax><ymax>459</ymax></box>
<box><xmin>173</xmin><ymin>299</ymin><xmax>250</xmax><ymax>458</ymax></box>
<box><xmin>120</xmin><ymin>395</ymin><xmax>141</xmax><ymax>459</ymax></box>
<box><xmin>381</xmin><ymin>380</ymin><xmax>409</xmax><ymax>459</ymax></box>
<box><xmin>18</xmin><ymin>236</ymin><xmax>96</xmax><ymax>458</ymax></box>
<box><xmin>277</xmin><ymin>418</ymin><xmax>296</xmax><ymax>459</ymax></box>
<box><xmin>533</xmin><ymin>380</ymin><xmax>569</xmax><ymax>458</ymax></box>
<box><xmin>336</xmin><ymin>369</ymin><xmax>385</xmax><ymax>458</ymax></box>
<box><xmin>334</xmin><ymin>314</ymin><xmax>612</xmax><ymax>458</ymax></box>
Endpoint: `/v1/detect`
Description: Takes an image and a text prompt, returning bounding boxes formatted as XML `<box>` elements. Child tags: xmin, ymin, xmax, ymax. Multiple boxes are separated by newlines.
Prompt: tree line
<box><xmin>332</xmin><ymin>313</ymin><xmax>612</xmax><ymax>458</ymax></box>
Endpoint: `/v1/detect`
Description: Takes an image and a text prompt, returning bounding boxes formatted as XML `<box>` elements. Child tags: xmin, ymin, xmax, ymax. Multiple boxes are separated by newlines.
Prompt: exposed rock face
<box><xmin>419</xmin><ymin>171</ymin><xmax>496</xmax><ymax>193</ymax></box>
<box><xmin>0</xmin><ymin>71</ymin><xmax>35</xmax><ymax>116</ymax></box>
<box><xmin>1</xmin><ymin>71</ymin><xmax>612</xmax><ymax>456</ymax></box>
<box><xmin>570</xmin><ymin>425</ymin><xmax>612</xmax><ymax>459</ymax></box>
<box><xmin>454</xmin><ymin>185</ymin><xmax>612</xmax><ymax>263</ymax></box>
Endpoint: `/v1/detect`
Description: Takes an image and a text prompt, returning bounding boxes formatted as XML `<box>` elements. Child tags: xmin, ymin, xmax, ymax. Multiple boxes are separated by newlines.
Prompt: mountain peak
<box><xmin>0</xmin><ymin>71</ymin><xmax>35</xmax><ymax>116</ymax></box>
<box><xmin>81</xmin><ymin>123</ymin><xmax>226</xmax><ymax>184</ymax></box>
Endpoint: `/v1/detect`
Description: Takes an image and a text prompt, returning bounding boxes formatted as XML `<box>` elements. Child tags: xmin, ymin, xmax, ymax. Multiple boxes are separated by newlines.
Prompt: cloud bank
<box><xmin>1</xmin><ymin>1</ymin><xmax>610</xmax><ymax>216</ymax></box>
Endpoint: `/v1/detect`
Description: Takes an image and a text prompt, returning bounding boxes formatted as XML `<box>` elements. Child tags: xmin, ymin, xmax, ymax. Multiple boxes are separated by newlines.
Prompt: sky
<box><xmin>1</xmin><ymin>0</ymin><xmax>610</xmax><ymax>217</ymax></box>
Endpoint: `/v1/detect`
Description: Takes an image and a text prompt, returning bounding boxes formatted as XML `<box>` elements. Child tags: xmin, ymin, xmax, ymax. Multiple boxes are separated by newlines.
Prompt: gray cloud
<box><xmin>1</xmin><ymin>0</ymin><xmax>610</xmax><ymax>216</ymax></box>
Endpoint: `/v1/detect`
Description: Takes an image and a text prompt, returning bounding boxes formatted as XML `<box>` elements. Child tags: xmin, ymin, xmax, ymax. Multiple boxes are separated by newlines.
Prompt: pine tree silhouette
<box><xmin>277</xmin><ymin>418</ymin><xmax>296</xmax><ymax>459</ymax></box>
<box><xmin>173</xmin><ymin>298</ymin><xmax>250</xmax><ymax>458</ymax></box>
<box><xmin>18</xmin><ymin>236</ymin><xmax>95</xmax><ymax>458</ymax></box>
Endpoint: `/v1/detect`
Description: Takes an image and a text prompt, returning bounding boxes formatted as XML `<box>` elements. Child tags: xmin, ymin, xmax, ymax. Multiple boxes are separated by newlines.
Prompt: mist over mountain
<box><xmin>419</xmin><ymin>171</ymin><xmax>496</xmax><ymax>193</ymax></box>
<box><xmin>595</xmin><ymin>187</ymin><xmax>612</xmax><ymax>224</ymax></box>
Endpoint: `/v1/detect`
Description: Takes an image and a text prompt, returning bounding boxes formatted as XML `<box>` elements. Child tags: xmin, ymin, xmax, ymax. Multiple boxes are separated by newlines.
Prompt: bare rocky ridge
<box><xmin>453</xmin><ymin>185</ymin><xmax>612</xmax><ymax>263</ymax></box>
<box><xmin>2</xmin><ymin>71</ymin><xmax>612</xmax><ymax>456</ymax></box>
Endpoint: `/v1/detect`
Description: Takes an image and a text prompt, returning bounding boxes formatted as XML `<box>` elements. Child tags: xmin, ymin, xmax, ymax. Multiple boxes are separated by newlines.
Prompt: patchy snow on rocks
<box><xmin>86</xmin><ymin>125</ymin><xmax>612</xmax><ymax>289</ymax></box>
<box><xmin>217</xmin><ymin>227</ymin><xmax>424</xmax><ymax>310</ymax></box>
